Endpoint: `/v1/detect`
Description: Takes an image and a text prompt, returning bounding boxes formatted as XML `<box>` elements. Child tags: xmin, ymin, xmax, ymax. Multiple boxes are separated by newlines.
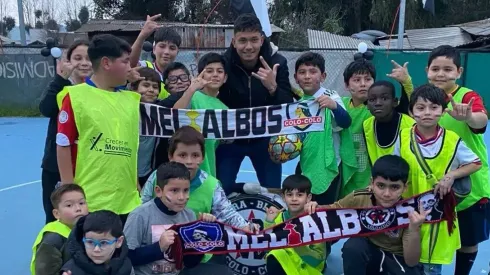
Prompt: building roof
<box><xmin>0</xmin><ymin>35</ymin><xmax>18</xmax><ymax>45</ymax></box>
<box><xmin>307</xmin><ymin>29</ymin><xmax>379</xmax><ymax>49</ymax></box>
<box><xmin>376</xmin><ymin>27</ymin><xmax>473</xmax><ymax>49</ymax></box>
<box><xmin>451</xmin><ymin>18</ymin><xmax>490</xmax><ymax>36</ymax></box>
<box><xmin>76</xmin><ymin>19</ymin><xmax>285</xmax><ymax>33</ymax></box>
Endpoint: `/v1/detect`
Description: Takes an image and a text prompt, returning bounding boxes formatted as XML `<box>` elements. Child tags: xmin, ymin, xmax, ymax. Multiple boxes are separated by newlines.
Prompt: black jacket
<box><xmin>218</xmin><ymin>38</ymin><xmax>294</xmax><ymax>109</ymax></box>
<box><xmin>39</xmin><ymin>75</ymin><xmax>72</xmax><ymax>173</ymax></box>
<box><xmin>61</xmin><ymin>217</ymin><xmax>134</xmax><ymax>275</ymax></box>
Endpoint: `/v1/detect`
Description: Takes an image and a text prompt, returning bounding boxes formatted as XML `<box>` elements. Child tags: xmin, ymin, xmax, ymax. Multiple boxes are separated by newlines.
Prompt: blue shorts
<box><xmin>458</xmin><ymin>198</ymin><xmax>490</xmax><ymax>247</ymax></box>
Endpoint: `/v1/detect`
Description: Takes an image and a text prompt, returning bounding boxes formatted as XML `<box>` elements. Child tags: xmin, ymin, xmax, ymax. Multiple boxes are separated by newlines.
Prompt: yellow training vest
<box><xmin>363</xmin><ymin>113</ymin><xmax>415</xmax><ymax>165</ymax></box>
<box><xmin>30</xmin><ymin>221</ymin><xmax>71</xmax><ymax>275</ymax></box>
<box><xmin>67</xmin><ymin>83</ymin><xmax>141</xmax><ymax>214</ymax></box>
<box><xmin>400</xmin><ymin>127</ymin><xmax>461</xmax><ymax>264</ymax></box>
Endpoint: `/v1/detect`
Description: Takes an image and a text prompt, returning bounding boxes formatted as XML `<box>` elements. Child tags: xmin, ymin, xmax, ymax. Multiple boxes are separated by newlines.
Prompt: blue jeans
<box><xmin>422</xmin><ymin>263</ymin><xmax>442</xmax><ymax>275</ymax></box>
<box><xmin>216</xmin><ymin>138</ymin><xmax>282</xmax><ymax>195</ymax></box>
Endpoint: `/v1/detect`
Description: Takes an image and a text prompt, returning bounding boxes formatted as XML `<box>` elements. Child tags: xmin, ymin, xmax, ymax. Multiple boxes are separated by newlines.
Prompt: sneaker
<box><xmin>243</xmin><ymin>183</ymin><xmax>269</xmax><ymax>195</ymax></box>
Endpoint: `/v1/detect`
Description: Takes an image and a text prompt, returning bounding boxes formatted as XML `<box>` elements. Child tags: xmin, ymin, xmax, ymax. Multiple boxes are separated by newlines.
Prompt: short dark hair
<box><xmin>409</xmin><ymin>84</ymin><xmax>448</xmax><ymax>112</ymax></box>
<box><xmin>51</xmin><ymin>184</ymin><xmax>86</xmax><ymax>209</ymax></box>
<box><xmin>67</xmin><ymin>40</ymin><xmax>89</xmax><ymax>60</ymax></box>
<box><xmin>369</xmin><ymin>80</ymin><xmax>396</xmax><ymax>98</ymax></box>
<box><xmin>282</xmin><ymin>174</ymin><xmax>312</xmax><ymax>194</ymax></box>
<box><xmin>295</xmin><ymin>52</ymin><xmax>325</xmax><ymax>74</ymax></box>
<box><xmin>168</xmin><ymin>126</ymin><xmax>205</xmax><ymax>157</ymax></box>
<box><xmin>82</xmin><ymin>210</ymin><xmax>123</xmax><ymax>238</ymax></box>
<box><xmin>87</xmin><ymin>34</ymin><xmax>132</xmax><ymax>69</ymax></box>
<box><xmin>130</xmin><ymin>67</ymin><xmax>161</xmax><ymax>91</ymax></box>
<box><xmin>197</xmin><ymin>53</ymin><xmax>226</xmax><ymax>74</ymax></box>
<box><xmin>154</xmin><ymin>27</ymin><xmax>182</xmax><ymax>48</ymax></box>
<box><xmin>234</xmin><ymin>13</ymin><xmax>262</xmax><ymax>34</ymax></box>
<box><xmin>428</xmin><ymin>45</ymin><xmax>461</xmax><ymax>68</ymax></box>
<box><xmin>156</xmin><ymin>161</ymin><xmax>191</xmax><ymax>189</ymax></box>
<box><xmin>162</xmin><ymin>62</ymin><xmax>191</xmax><ymax>83</ymax></box>
<box><xmin>343</xmin><ymin>59</ymin><xmax>376</xmax><ymax>84</ymax></box>
<box><xmin>372</xmin><ymin>155</ymin><xmax>409</xmax><ymax>184</ymax></box>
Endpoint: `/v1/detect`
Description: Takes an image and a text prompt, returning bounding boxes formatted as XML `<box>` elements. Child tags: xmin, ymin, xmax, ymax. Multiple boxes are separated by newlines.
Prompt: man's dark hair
<box><xmin>295</xmin><ymin>52</ymin><xmax>325</xmax><ymax>74</ymax></box>
<box><xmin>343</xmin><ymin>59</ymin><xmax>376</xmax><ymax>84</ymax></box>
<box><xmin>51</xmin><ymin>184</ymin><xmax>86</xmax><ymax>209</ymax></box>
<box><xmin>282</xmin><ymin>174</ymin><xmax>312</xmax><ymax>194</ymax></box>
<box><xmin>372</xmin><ymin>155</ymin><xmax>409</xmax><ymax>184</ymax></box>
<box><xmin>197</xmin><ymin>52</ymin><xmax>226</xmax><ymax>74</ymax></box>
<box><xmin>87</xmin><ymin>34</ymin><xmax>131</xmax><ymax>69</ymax></box>
<box><xmin>156</xmin><ymin>161</ymin><xmax>191</xmax><ymax>189</ymax></box>
<box><xmin>368</xmin><ymin>80</ymin><xmax>396</xmax><ymax>98</ymax></box>
<box><xmin>67</xmin><ymin>40</ymin><xmax>89</xmax><ymax>60</ymax></box>
<box><xmin>154</xmin><ymin>27</ymin><xmax>182</xmax><ymax>48</ymax></box>
<box><xmin>409</xmin><ymin>84</ymin><xmax>448</xmax><ymax>112</ymax></box>
<box><xmin>131</xmin><ymin>67</ymin><xmax>161</xmax><ymax>91</ymax></box>
<box><xmin>428</xmin><ymin>45</ymin><xmax>461</xmax><ymax>68</ymax></box>
<box><xmin>83</xmin><ymin>210</ymin><xmax>123</xmax><ymax>238</ymax></box>
<box><xmin>234</xmin><ymin>13</ymin><xmax>262</xmax><ymax>34</ymax></box>
<box><xmin>168</xmin><ymin>126</ymin><xmax>205</xmax><ymax>157</ymax></box>
<box><xmin>162</xmin><ymin>62</ymin><xmax>191</xmax><ymax>82</ymax></box>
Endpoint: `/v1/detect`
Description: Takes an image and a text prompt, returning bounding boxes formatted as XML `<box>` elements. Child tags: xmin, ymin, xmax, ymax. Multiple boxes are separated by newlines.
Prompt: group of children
<box><xmin>31</xmin><ymin>12</ymin><xmax>489</xmax><ymax>275</ymax></box>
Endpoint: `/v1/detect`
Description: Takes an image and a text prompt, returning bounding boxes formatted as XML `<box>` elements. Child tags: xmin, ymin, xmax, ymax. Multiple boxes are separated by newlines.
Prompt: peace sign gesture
<box><xmin>446</xmin><ymin>94</ymin><xmax>474</xmax><ymax>121</ymax></box>
<box><xmin>408</xmin><ymin>201</ymin><xmax>432</xmax><ymax>230</ymax></box>
<box><xmin>141</xmin><ymin>14</ymin><xmax>162</xmax><ymax>38</ymax></box>
<box><xmin>386</xmin><ymin>60</ymin><xmax>409</xmax><ymax>83</ymax></box>
<box><xmin>188</xmin><ymin>70</ymin><xmax>211</xmax><ymax>92</ymax></box>
<box><xmin>252</xmin><ymin>56</ymin><xmax>280</xmax><ymax>94</ymax></box>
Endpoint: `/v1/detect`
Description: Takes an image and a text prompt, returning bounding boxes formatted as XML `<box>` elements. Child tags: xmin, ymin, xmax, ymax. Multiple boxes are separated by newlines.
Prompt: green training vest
<box><xmin>439</xmin><ymin>87</ymin><xmax>490</xmax><ymax>211</ymax></box>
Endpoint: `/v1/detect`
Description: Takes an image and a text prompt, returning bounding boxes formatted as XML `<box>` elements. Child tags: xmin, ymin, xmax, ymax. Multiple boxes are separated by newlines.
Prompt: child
<box><xmin>264</xmin><ymin>175</ymin><xmax>326</xmax><ymax>275</ymax></box>
<box><xmin>61</xmin><ymin>210</ymin><xmax>134</xmax><ymax>275</ymax></box>
<box><xmin>141</xmin><ymin>126</ymin><xmax>253</xmax><ymax>233</ymax></box>
<box><xmin>124</xmin><ymin>162</ymin><xmax>231</xmax><ymax>275</ymax></box>
<box><xmin>294</xmin><ymin>51</ymin><xmax>357</xmax><ymax>206</ymax></box>
<box><xmin>130</xmin><ymin>14</ymin><xmax>181</xmax><ymax>99</ymax></box>
<box><xmin>363</xmin><ymin>80</ymin><xmax>415</xmax><ymax>165</ymax></box>
<box><xmin>306</xmin><ymin>155</ymin><xmax>427</xmax><ymax>275</ymax></box>
<box><xmin>173</xmin><ymin>52</ymin><xmax>228</xmax><ymax>178</ymax></box>
<box><xmin>392</xmin><ymin>84</ymin><xmax>481</xmax><ymax>275</ymax></box>
<box><xmin>162</xmin><ymin>62</ymin><xmax>191</xmax><ymax>95</ymax></box>
<box><xmin>56</xmin><ymin>34</ymin><xmax>141</xmax><ymax>224</ymax></box>
<box><xmin>425</xmin><ymin>45</ymin><xmax>490</xmax><ymax>275</ymax></box>
<box><xmin>31</xmin><ymin>184</ymin><xmax>89</xmax><ymax>275</ymax></box>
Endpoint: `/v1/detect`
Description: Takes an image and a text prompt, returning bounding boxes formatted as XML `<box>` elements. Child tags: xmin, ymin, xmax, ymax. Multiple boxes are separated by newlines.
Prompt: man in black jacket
<box><xmin>217</xmin><ymin>14</ymin><xmax>294</xmax><ymax>194</ymax></box>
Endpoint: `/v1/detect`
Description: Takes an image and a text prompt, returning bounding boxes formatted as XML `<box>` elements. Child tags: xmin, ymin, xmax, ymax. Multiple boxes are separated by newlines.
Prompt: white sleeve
<box><xmin>138</xmin><ymin>60</ymin><xmax>148</xmax><ymax>67</ymax></box>
<box><xmin>454</xmin><ymin>140</ymin><xmax>480</xmax><ymax>167</ymax></box>
<box><xmin>392</xmin><ymin>136</ymin><xmax>401</xmax><ymax>156</ymax></box>
<box><xmin>326</xmin><ymin>89</ymin><xmax>344</xmax><ymax>132</ymax></box>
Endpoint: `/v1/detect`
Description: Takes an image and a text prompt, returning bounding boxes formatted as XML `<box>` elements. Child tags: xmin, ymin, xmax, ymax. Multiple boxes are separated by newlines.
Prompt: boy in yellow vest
<box><xmin>264</xmin><ymin>174</ymin><xmax>326</xmax><ymax>275</ymax></box>
<box><xmin>56</xmin><ymin>34</ymin><xmax>141</xmax><ymax>225</ymax></box>
<box><xmin>424</xmin><ymin>45</ymin><xmax>490</xmax><ymax>275</ymax></box>
<box><xmin>392</xmin><ymin>84</ymin><xmax>482</xmax><ymax>275</ymax></box>
<box><xmin>31</xmin><ymin>184</ymin><xmax>89</xmax><ymax>275</ymax></box>
<box><xmin>363</xmin><ymin>80</ymin><xmax>415</xmax><ymax>165</ymax></box>
<box><xmin>305</xmin><ymin>155</ymin><xmax>427</xmax><ymax>275</ymax></box>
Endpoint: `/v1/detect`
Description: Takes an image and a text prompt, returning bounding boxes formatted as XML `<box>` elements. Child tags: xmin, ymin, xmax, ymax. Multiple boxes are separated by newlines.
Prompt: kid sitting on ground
<box><xmin>264</xmin><ymin>175</ymin><xmax>326</xmax><ymax>275</ymax></box>
<box><xmin>31</xmin><ymin>184</ymin><xmax>89</xmax><ymax>275</ymax></box>
<box><xmin>124</xmin><ymin>162</ymin><xmax>232</xmax><ymax>275</ymax></box>
<box><xmin>305</xmin><ymin>155</ymin><xmax>427</xmax><ymax>275</ymax></box>
<box><xmin>61</xmin><ymin>210</ymin><xmax>134</xmax><ymax>275</ymax></box>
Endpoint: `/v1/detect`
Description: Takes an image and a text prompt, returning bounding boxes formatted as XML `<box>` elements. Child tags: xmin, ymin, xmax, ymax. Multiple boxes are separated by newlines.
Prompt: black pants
<box><xmin>296</xmin><ymin>162</ymin><xmax>342</xmax><ymax>206</ymax></box>
<box><xmin>342</xmin><ymin>238</ymin><xmax>423</xmax><ymax>275</ymax></box>
<box><xmin>42</xmin><ymin>169</ymin><xmax>60</xmax><ymax>224</ymax></box>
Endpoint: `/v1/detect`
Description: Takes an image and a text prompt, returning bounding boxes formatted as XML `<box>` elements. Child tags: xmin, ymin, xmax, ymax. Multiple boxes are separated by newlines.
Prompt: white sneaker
<box><xmin>243</xmin><ymin>183</ymin><xmax>268</xmax><ymax>195</ymax></box>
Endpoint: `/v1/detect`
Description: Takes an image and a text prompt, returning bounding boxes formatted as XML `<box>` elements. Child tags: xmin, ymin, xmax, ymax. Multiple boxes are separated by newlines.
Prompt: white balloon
<box><xmin>357</xmin><ymin>42</ymin><xmax>368</xmax><ymax>53</ymax></box>
<box><xmin>50</xmin><ymin>47</ymin><xmax>62</xmax><ymax>59</ymax></box>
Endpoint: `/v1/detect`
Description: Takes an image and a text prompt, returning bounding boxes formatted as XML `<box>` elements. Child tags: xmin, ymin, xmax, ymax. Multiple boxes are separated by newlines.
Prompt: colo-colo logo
<box><xmin>226</xmin><ymin>194</ymin><xmax>285</xmax><ymax>275</ymax></box>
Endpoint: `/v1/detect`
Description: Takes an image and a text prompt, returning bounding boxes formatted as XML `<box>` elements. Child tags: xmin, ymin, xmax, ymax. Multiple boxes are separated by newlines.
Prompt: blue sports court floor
<box><xmin>0</xmin><ymin>117</ymin><xmax>488</xmax><ymax>274</ymax></box>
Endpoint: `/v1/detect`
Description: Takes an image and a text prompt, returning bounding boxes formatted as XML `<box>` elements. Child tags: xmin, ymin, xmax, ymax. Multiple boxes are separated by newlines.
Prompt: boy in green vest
<box><xmin>392</xmin><ymin>84</ymin><xmax>481</xmax><ymax>275</ymax></box>
<box><xmin>424</xmin><ymin>45</ymin><xmax>490</xmax><ymax>275</ymax></box>
<box><xmin>305</xmin><ymin>155</ymin><xmax>427</xmax><ymax>275</ymax></box>
<box><xmin>173</xmin><ymin>52</ymin><xmax>228</xmax><ymax>178</ymax></box>
<box><xmin>264</xmin><ymin>174</ymin><xmax>326</xmax><ymax>275</ymax></box>
<box><xmin>362</xmin><ymin>80</ymin><xmax>415</xmax><ymax>166</ymax></box>
<box><xmin>31</xmin><ymin>184</ymin><xmax>89</xmax><ymax>275</ymax></box>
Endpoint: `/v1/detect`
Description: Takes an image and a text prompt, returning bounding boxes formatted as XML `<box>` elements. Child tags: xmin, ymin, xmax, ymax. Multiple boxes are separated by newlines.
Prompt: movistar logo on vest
<box><xmin>90</xmin><ymin>133</ymin><xmax>132</xmax><ymax>157</ymax></box>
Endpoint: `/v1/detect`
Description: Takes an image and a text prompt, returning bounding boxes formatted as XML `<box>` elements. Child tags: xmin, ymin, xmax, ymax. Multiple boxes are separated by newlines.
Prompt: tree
<box><xmin>78</xmin><ymin>6</ymin><xmax>89</xmax><ymax>24</ymax></box>
<box><xmin>35</xmin><ymin>9</ymin><xmax>43</xmax><ymax>29</ymax></box>
<box><xmin>66</xmin><ymin>19</ymin><xmax>82</xmax><ymax>31</ymax></box>
<box><xmin>3</xmin><ymin>16</ymin><xmax>15</xmax><ymax>32</ymax></box>
<box><xmin>45</xmin><ymin>18</ymin><xmax>59</xmax><ymax>31</ymax></box>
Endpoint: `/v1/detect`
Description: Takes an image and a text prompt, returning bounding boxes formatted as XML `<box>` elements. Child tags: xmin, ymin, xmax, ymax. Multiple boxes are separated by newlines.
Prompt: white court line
<box><xmin>0</xmin><ymin>180</ymin><xmax>41</xmax><ymax>192</ymax></box>
<box><xmin>0</xmin><ymin>170</ymin><xmax>289</xmax><ymax>193</ymax></box>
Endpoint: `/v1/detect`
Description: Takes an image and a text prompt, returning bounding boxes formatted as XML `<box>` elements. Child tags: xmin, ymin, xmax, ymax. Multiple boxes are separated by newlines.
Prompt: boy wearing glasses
<box><xmin>162</xmin><ymin>62</ymin><xmax>192</xmax><ymax>95</ymax></box>
<box><xmin>61</xmin><ymin>210</ymin><xmax>134</xmax><ymax>275</ymax></box>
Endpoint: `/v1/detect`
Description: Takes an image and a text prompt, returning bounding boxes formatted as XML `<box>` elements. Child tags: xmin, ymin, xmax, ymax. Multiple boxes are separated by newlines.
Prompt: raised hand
<box><xmin>141</xmin><ymin>14</ymin><xmax>162</xmax><ymax>38</ymax></box>
<box><xmin>127</xmin><ymin>66</ymin><xmax>145</xmax><ymax>83</ymax></box>
<box><xmin>408</xmin><ymin>201</ymin><xmax>432</xmax><ymax>230</ymax></box>
<box><xmin>57</xmin><ymin>54</ymin><xmax>77</xmax><ymax>80</ymax></box>
<box><xmin>386</xmin><ymin>60</ymin><xmax>409</xmax><ymax>83</ymax></box>
<box><xmin>252</xmin><ymin>56</ymin><xmax>279</xmax><ymax>94</ymax></box>
<box><xmin>188</xmin><ymin>70</ymin><xmax>211</xmax><ymax>92</ymax></box>
<box><xmin>446</xmin><ymin>94</ymin><xmax>474</xmax><ymax>121</ymax></box>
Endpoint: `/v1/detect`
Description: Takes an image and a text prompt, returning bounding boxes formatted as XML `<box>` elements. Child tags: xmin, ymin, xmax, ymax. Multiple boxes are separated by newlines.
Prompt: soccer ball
<box><xmin>268</xmin><ymin>134</ymin><xmax>303</xmax><ymax>164</ymax></box>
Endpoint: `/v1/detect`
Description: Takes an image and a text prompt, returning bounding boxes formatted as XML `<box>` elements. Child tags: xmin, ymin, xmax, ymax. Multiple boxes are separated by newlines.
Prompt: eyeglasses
<box><xmin>166</xmin><ymin>74</ymin><xmax>190</xmax><ymax>84</ymax></box>
<box><xmin>82</xmin><ymin>237</ymin><xmax>117</xmax><ymax>250</ymax></box>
